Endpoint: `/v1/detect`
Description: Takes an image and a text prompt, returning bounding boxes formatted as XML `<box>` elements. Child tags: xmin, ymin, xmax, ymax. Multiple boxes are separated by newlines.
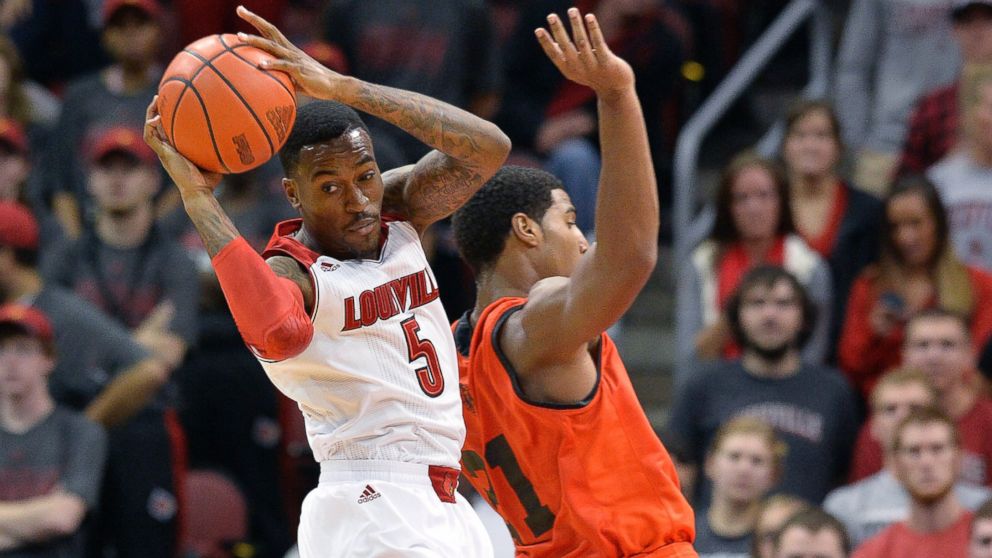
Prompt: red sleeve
<box><xmin>837</xmin><ymin>275</ymin><xmax>903</xmax><ymax>399</ymax></box>
<box><xmin>211</xmin><ymin>237</ymin><xmax>314</xmax><ymax>361</ymax></box>
<box><xmin>848</xmin><ymin>421</ymin><xmax>884</xmax><ymax>482</ymax></box>
<box><xmin>896</xmin><ymin>98</ymin><xmax>928</xmax><ymax>177</ymax></box>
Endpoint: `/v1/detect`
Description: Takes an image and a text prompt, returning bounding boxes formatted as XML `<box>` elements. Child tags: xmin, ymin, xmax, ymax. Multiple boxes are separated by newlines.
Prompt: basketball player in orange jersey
<box><xmin>451</xmin><ymin>8</ymin><xmax>696</xmax><ymax>557</ymax></box>
<box><xmin>143</xmin><ymin>6</ymin><xmax>510</xmax><ymax>557</ymax></box>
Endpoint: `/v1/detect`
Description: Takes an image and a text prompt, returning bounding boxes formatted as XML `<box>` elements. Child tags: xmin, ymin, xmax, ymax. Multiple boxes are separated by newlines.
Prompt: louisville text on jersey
<box><xmin>342</xmin><ymin>268</ymin><xmax>440</xmax><ymax>331</ymax></box>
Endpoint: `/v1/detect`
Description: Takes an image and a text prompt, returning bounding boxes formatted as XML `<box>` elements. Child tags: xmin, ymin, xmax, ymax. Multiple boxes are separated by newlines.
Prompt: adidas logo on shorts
<box><xmin>358</xmin><ymin>484</ymin><xmax>381</xmax><ymax>504</ymax></box>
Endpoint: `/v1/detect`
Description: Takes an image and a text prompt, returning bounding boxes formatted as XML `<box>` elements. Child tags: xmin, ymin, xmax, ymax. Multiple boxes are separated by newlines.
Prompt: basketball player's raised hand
<box><xmin>143</xmin><ymin>97</ymin><xmax>223</xmax><ymax>197</ymax></box>
<box><xmin>236</xmin><ymin>6</ymin><xmax>340</xmax><ymax>100</ymax></box>
<box><xmin>535</xmin><ymin>8</ymin><xmax>634</xmax><ymax>101</ymax></box>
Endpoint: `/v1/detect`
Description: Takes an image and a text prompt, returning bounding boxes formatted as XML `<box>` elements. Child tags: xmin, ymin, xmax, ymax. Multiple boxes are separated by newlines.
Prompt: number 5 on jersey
<box><xmin>401</xmin><ymin>316</ymin><xmax>444</xmax><ymax>397</ymax></box>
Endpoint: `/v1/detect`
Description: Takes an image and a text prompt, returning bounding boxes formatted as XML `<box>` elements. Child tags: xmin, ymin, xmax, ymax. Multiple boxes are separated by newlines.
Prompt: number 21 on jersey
<box><xmin>462</xmin><ymin>434</ymin><xmax>556</xmax><ymax>544</ymax></box>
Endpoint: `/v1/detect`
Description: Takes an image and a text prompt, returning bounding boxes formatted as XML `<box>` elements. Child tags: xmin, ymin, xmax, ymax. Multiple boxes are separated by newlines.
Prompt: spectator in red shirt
<box><xmin>782</xmin><ymin>99</ymin><xmax>884</xmax><ymax>359</ymax></box>
<box><xmin>898</xmin><ymin>0</ymin><xmax>992</xmax><ymax>176</ymax></box>
<box><xmin>849</xmin><ymin>309</ymin><xmax>992</xmax><ymax>486</ymax></box>
<box><xmin>853</xmin><ymin>408</ymin><xmax>972</xmax><ymax>557</ymax></box>
<box><xmin>838</xmin><ymin>175</ymin><xmax>992</xmax><ymax>399</ymax></box>
<box><xmin>971</xmin><ymin>498</ymin><xmax>992</xmax><ymax>558</ymax></box>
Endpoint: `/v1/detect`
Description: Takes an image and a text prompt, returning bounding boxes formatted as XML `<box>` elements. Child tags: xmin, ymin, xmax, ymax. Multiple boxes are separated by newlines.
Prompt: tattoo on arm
<box><xmin>267</xmin><ymin>256</ymin><xmax>315</xmax><ymax>311</ymax></box>
<box><xmin>184</xmin><ymin>194</ymin><xmax>240</xmax><ymax>257</ymax></box>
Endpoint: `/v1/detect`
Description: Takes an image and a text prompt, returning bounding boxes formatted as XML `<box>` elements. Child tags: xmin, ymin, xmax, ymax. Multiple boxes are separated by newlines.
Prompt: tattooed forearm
<box><xmin>182</xmin><ymin>193</ymin><xmax>240</xmax><ymax>257</ymax></box>
<box><xmin>267</xmin><ymin>255</ymin><xmax>315</xmax><ymax>311</ymax></box>
<box><xmin>344</xmin><ymin>79</ymin><xmax>509</xmax><ymax>170</ymax></box>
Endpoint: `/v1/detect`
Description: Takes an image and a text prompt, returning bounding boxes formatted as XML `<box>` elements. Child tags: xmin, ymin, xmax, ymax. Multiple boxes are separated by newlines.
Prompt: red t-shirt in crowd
<box><xmin>849</xmin><ymin>396</ymin><xmax>992</xmax><ymax>486</ymax></box>
<box><xmin>852</xmin><ymin>510</ymin><xmax>972</xmax><ymax>558</ymax></box>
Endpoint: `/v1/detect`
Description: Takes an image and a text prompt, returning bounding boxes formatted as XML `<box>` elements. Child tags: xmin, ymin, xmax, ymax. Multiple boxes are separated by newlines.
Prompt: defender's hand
<box><xmin>535</xmin><ymin>8</ymin><xmax>635</xmax><ymax>101</ymax></box>
<box><xmin>143</xmin><ymin>97</ymin><xmax>222</xmax><ymax>198</ymax></box>
<box><xmin>236</xmin><ymin>5</ymin><xmax>340</xmax><ymax>100</ymax></box>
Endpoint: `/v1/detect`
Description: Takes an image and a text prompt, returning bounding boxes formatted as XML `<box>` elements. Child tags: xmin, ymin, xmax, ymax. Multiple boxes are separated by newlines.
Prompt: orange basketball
<box><xmin>157</xmin><ymin>34</ymin><xmax>297</xmax><ymax>174</ymax></box>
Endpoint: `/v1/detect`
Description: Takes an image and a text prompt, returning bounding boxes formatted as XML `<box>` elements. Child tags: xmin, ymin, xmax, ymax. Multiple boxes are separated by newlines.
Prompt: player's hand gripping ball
<box><xmin>157</xmin><ymin>34</ymin><xmax>296</xmax><ymax>174</ymax></box>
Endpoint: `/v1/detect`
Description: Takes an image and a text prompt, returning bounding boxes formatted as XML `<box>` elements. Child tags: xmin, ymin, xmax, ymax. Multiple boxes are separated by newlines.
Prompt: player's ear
<box><xmin>282</xmin><ymin>178</ymin><xmax>301</xmax><ymax>210</ymax></box>
<box><xmin>510</xmin><ymin>212</ymin><xmax>541</xmax><ymax>248</ymax></box>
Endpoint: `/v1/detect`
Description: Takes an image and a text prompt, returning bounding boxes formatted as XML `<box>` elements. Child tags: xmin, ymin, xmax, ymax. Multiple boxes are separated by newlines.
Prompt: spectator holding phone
<box><xmin>838</xmin><ymin>175</ymin><xmax>992</xmax><ymax>400</ymax></box>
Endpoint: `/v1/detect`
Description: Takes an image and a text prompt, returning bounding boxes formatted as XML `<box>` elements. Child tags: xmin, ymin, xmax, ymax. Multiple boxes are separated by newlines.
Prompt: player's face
<box><xmin>971</xmin><ymin>518</ymin><xmax>992</xmax><ymax>558</ymax></box>
<box><xmin>887</xmin><ymin>192</ymin><xmax>938</xmax><ymax>268</ymax></box>
<box><xmin>870</xmin><ymin>383</ymin><xmax>934</xmax><ymax>451</ymax></box>
<box><xmin>954</xmin><ymin>6</ymin><xmax>992</xmax><ymax>64</ymax></box>
<box><xmin>731</xmin><ymin>166</ymin><xmax>780</xmax><ymax>242</ymax></box>
<box><xmin>893</xmin><ymin>422</ymin><xmax>959</xmax><ymax>504</ymax></box>
<box><xmin>783</xmin><ymin>109</ymin><xmax>840</xmax><ymax>180</ymax></box>
<box><xmin>286</xmin><ymin>129</ymin><xmax>384</xmax><ymax>260</ymax></box>
<box><xmin>903</xmin><ymin>318</ymin><xmax>973</xmax><ymax>393</ymax></box>
<box><xmin>738</xmin><ymin>280</ymin><xmax>804</xmax><ymax>356</ymax></box>
<box><xmin>88</xmin><ymin>153</ymin><xmax>161</xmax><ymax>214</ymax></box>
<box><xmin>536</xmin><ymin>189</ymin><xmax>589</xmax><ymax>278</ymax></box>
<box><xmin>707</xmin><ymin>433</ymin><xmax>776</xmax><ymax>505</ymax></box>
<box><xmin>0</xmin><ymin>334</ymin><xmax>52</xmax><ymax>399</ymax></box>
<box><xmin>774</xmin><ymin>526</ymin><xmax>846</xmax><ymax>558</ymax></box>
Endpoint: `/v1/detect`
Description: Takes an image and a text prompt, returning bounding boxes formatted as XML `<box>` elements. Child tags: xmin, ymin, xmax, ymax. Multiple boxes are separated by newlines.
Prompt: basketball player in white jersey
<box><xmin>143</xmin><ymin>7</ymin><xmax>510</xmax><ymax>557</ymax></box>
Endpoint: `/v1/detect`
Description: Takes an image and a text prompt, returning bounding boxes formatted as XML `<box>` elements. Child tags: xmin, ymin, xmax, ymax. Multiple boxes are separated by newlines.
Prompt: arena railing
<box><xmin>672</xmin><ymin>0</ymin><xmax>833</xmax><ymax>386</ymax></box>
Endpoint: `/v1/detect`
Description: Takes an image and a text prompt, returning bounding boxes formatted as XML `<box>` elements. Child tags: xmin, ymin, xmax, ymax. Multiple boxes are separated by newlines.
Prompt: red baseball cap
<box><xmin>102</xmin><ymin>0</ymin><xmax>161</xmax><ymax>26</ymax></box>
<box><xmin>88</xmin><ymin>126</ymin><xmax>158</xmax><ymax>167</ymax></box>
<box><xmin>0</xmin><ymin>304</ymin><xmax>53</xmax><ymax>344</ymax></box>
<box><xmin>0</xmin><ymin>118</ymin><xmax>28</xmax><ymax>155</ymax></box>
<box><xmin>0</xmin><ymin>202</ymin><xmax>38</xmax><ymax>250</ymax></box>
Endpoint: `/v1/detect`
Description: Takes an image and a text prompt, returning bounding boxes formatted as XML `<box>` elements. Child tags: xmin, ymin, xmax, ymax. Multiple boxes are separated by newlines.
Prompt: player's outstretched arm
<box><xmin>144</xmin><ymin>98</ymin><xmax>315</xmax><ymax>360</ymax></box>
<box><xmin>236</xmin><ymin>6</ymin><xmax>512</xmax><ymax>233</ymax></box>
<box><xmin>520</xmin><ymin>9</ymin><xmax>659</xmax><ymax>353</ymax></box>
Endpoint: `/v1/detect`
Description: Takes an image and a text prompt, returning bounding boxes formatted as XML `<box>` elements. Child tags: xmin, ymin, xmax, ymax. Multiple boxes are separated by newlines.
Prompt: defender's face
<box><xmin>537</xmin><ymin>189</ymin><xmax>589</xmax><ymax>278</ymax></box>
<box><xmin>286</xmin><ymin>129</ymin><xmax>384</xmax><ymax>260</ymax></box>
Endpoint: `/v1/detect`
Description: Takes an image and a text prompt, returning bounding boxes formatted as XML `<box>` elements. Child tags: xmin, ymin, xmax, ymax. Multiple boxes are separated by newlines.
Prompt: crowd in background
<box><xmin>3</xmin><ymin>0</ymin><xmax>992</xmax><ymax>557</ymax></box>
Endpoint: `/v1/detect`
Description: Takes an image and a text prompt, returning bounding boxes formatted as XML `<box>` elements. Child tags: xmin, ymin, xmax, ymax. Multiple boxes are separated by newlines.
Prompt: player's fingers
<box><xmin>546</xmin><ymin>13</ymin><xmax>577</xmax><ymax>59</ymax></box>
<box><xmin>534</xmin><ymin>28</ymin><xmax>566</xmax><ymax>67</ymax></box>
<box><xmin>258</xmin><ymin>58</ymin><xmax>297</xmax><ymax>75</ymax></box>
<box><xmin>584</xmin><ymin>13</ymin><xmax>611</xmax><ymax>60</ymax></box>
<box><xmin>236</xmin><ymin>5</ymin><xmax>292</xmax><ymax>47</ymax></box>
<box><xmin>237</xmin><ymin>32</ymin><xmax>295</xmax><ymax>61</ymax></box>
<box><xmin>567</xmin><ymin>8</ymin><xmax>593</xmax><ymax>65</ymax></box>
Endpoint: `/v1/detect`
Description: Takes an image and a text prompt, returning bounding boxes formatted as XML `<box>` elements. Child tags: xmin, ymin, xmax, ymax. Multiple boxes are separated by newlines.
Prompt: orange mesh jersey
<box><xmin>453</xmin><ymin>297</ymin><xmax>697</xmax><ymax>557</ymax></box>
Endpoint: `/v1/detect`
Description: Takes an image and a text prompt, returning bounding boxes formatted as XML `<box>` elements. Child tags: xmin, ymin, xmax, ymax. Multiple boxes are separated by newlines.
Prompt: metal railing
<box><xmin>671</xmin><ymin>0</ymin><xmax>833</xmax><ymax>384</ymax></box>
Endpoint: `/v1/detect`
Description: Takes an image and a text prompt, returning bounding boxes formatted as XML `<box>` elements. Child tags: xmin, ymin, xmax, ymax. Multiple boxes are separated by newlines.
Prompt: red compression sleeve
<box><xmin>211</xmin><ymin>237</ymin><xmax>314</xmax><ymax>360</ymax></box>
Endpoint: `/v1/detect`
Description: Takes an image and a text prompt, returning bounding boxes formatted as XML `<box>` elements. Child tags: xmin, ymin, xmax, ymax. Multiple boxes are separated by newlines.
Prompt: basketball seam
<box><xmin>218</xmin><ymin>35</ymin><xmax>295</xmax><ymax>100</ymax></box>
<box><xmin>183</xmin><ymin>38</ymin><xmax>276</xmax><ymax>156</ymax></box>
<box><xmin>162</xmin><ymin>46</ymin><xmax>239</xmax><ymax>147</ymax></box>
<box><xmin>167</xmin><ymin>76</ymin><xmax>231</xmax><ymax>174</ymax></box>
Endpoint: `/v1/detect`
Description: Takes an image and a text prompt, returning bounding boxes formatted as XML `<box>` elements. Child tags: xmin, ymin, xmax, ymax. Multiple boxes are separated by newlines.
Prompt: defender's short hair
<box><xmin>452</xmin><ymin>166</ymin><xmax>563</xmax><ymax>273</ymax></box>
<box><xmin>279</xmin><ymin>100</ymin><xmax>370</xmax><ymax>177</ymax></box>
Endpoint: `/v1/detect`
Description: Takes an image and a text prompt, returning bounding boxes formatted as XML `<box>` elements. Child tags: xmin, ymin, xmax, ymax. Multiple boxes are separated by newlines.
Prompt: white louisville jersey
<box><xmin>257</xmin><ymin>217</ymin><xmax>464</xmax><ymax>468</ymax></box>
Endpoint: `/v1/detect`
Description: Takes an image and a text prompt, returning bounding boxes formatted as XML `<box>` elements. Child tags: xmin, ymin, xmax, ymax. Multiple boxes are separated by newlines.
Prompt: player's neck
<box><xmin>0</xmin><ymin>390</ymin><xmax>54</xmax><ymax>434</ymax></box>
<box><xmin>908</xmin><ymin>491</ymin><xmax>964</xmax><ymax>534</ymax></box>
<box><xmin>472</xmin><ymin>257</ymin><xmax>540</xmax><ymax>321</ymax></box>
<box><xmin>707</xmin><ymin>497</ymin><xmax>759</xmax><ymax>538</ymax></box>
<box><xmin>96</xmin><ymin>204</ymin><xmax>154</xmax><ymax>249</ymax></box>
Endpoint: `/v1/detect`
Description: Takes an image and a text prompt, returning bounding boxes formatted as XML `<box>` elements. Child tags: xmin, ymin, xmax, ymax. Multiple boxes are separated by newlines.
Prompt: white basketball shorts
<box><xmin>297</xmin><ymin>460</ymin><xmax>495</xmax><ymax>558</ymax></box>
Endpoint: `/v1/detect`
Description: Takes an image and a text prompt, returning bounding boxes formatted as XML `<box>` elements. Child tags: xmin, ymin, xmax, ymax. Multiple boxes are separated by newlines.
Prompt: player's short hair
<box><xmin>891</xmin><ymin>407</ymin><xmax>960</xmax><ymax>453</ymax></box>
<box><xmin>707</xmin><ymin>415</ymin><xmax>788</xmax><ymax>476</ymax></box>
<box><xmin>725</xmin><ymin>265</ymin><xmax>816</xmax><ymax>348</ymax></box>
<box><xmin>869</xmin><ymin>367</ymin><xmax>937</xmax><ymax>413</ymax></box>
<box><xmin>279</xmin><ymin>100</ymin><xmax>370</xmax><ymax>177</ymax></box>
<box><xmin>452</xmin><ymin>166</ymin><xmax>562</xmax><ymax>273</ymax></box>
<box><xmin>772</xmin><ymin>508</ymin><xmax>851</xmax><ymax>556</ymax></box>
